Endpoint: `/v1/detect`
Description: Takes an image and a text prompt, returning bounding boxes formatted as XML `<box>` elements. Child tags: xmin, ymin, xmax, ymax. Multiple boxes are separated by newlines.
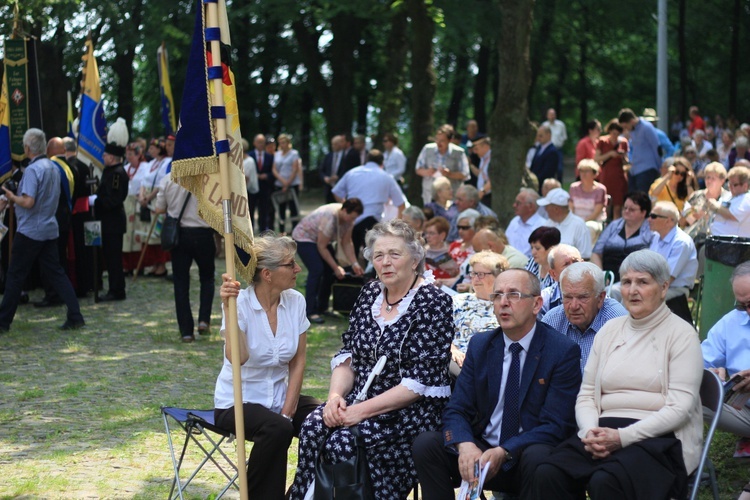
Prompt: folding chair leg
<box><xmin>163</xmin><ymin>411</ymin><xmax>188</xmax><ymax>500</ymax></box>
<box><xmin>708</xmin><ymin>460</ymin><xmax>719</xmax><ymax>500</ymax></box>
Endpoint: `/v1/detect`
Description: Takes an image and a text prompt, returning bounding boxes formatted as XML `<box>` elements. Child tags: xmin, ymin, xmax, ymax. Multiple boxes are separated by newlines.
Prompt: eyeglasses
<box><xmin>649</xmin><ymin>213</ymin><xmax>669</xmax><ymax>220</ymax></box>
<box><xmin>674</xmin><ymin>170</ymin><xmax>687</xmax><ymax>176</ymax></box>
<box><xmin>490</xmin><ymin>291</ymin><xmax>537</xmax><ymax>303</ymax></box>
<box><xmin>278</xmin><ymin>260</ymin><xmax>298</xmax><ymax>269</ymax></box>
<box><xmin>456</xmin><ymin>225</ymin><xmax>472</xmax><ymax>231</ymax></box>
<box><xmin>735</xmin><ymin>300</ymin><xmax>750</xmax><ymax>312</ymax></box>
<box><xmin>469</xmin><ymin>271</ymin><xmax>496</xmax><ymax>279</ymax></box>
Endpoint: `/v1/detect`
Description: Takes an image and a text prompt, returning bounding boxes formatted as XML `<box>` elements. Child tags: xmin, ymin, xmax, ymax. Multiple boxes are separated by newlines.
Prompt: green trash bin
<box><xmin>700</xmin><ymin>235</ymin><xmax>750</xmax><ymax>337</ymax></box>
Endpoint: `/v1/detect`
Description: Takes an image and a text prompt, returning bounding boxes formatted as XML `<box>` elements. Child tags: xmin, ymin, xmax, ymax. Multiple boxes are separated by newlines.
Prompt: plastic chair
<box><xmin>689</xmin><ymin>369</ymin><xmax>723</xmax><ymax>500</ymax></box>
<box><xmin>161</xmin><ymin>406</ymin><xmax>247</xmax><ymax>500</ymax></box>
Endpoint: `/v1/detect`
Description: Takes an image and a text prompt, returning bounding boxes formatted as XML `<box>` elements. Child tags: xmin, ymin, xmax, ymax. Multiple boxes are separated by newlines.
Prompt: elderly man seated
<box><xmin>538</xmin><ymin>188</ymin><xmax>593</xmax><ymax>259</ymax></box>
<box><xmin>542</xmin><ymin>262</ymin><xmax>627</xmax><ymax>373</ymax></box>
<box><xmin>647</xmin><ymin>201</ymin><xmax>698</xmax><ymax>323</ymax></box>
<box><xmin>412</xmin><ymin>268</ymin><xmax>581</xmax><ymax>499</ymax></box>
<box><xmin>539</xmin><ymin>244</ymin><xmax>583</xmax><ymax>318</ymax></box>
<box><xmin>702</xmin><ymin>262</ymin><xmax>750</xmax><ymax>469</ymax></box>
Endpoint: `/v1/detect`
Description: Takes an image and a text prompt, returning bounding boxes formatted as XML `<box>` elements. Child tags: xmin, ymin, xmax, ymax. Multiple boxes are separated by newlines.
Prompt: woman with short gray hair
<box><xmin>532</xmin><ymin>249</ymin><xmax>703</xmax><ymax>499</ymax></box>
<box><xmin>290</xmin><ymin>219</ymin><xmax>454</xmax><ymax>499</ymax></box>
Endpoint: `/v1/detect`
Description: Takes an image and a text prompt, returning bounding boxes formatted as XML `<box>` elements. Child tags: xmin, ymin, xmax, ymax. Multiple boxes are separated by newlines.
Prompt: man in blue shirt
<box><xmin>702</xmin><ymin>261</ymin><xmax>750</xmax><ymax>447</ymax></box>
<box><xmin>0</xmin><ymin>129</ymin><xmax>84</xmax><ymax>331</ymax></box>
<box><xmin>619</xmin><ymin>108</ymin><xmax>662</xmax><ymax>193</ymax></box>
<box><xmin>542</xmin><ymin>263</ymin><xmax>627</xmax><ymax>372</ymax></box>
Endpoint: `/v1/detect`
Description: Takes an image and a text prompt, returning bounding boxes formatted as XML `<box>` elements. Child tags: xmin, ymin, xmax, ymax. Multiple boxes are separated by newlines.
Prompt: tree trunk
<box><xmin>678</xmin><ymin>0</ymin><xmax>688</xmax><ymax>122</ymax></box>
<box><xmin>490</xmin><ymin>0</ymin><xmax>535</xmax><ymax>225</ymax></box>
<box><xmin>473</xmin><ymin>40</ymin><xmax>491</xmax><ymax>133</ymax></box>
<box><xmin>375</xmin><ymin>4</ymin><xmax>409</xmax><ymax>146</ymax></box>
<box><xmin>406</xmin><ymin>0</ymin><xmax>436</xmax><ymax>206</ymax></box>
<box><xmin>446</xmin><ymin>50</ymin><xmax>470</xmax><ymax>127</ymax></box>
<box><xmin>258</xmin><ymin>22</ymin><xmax>280</xmax><ymax>134</ymax></box>
<box><xmin>528</xmin><ymin>0</ymin><xmax>556</xmax><ymax>114</ymax></box>
<box><xmin>577</xmin><ymin>6</ymin><xmax>589</xmax><ymax>137</ymax></box>
<box><xmin>729</xmin><ymin>0</ymin><xmax>740</xmax><ymax>115</ymax></box>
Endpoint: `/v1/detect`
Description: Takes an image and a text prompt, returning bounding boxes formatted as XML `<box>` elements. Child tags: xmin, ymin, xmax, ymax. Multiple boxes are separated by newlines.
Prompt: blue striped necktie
<box><xmin>500</xmin><ymin>342</ymin><xmax>523</xmax><ymax>469</ymax></box>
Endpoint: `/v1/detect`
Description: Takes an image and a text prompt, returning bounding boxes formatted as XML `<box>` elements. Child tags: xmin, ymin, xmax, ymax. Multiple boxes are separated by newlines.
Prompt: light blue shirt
<box><xmin>655</xmin><ymin>128</ymin><xmax>675</xmax><ymax>160</ymax></box>
<box><xmin>332</xmin><ymin>162</ymin><xmax>405</xmax><ymax>224</ymax></box>
<box><xmin>702</xmin><ymin>309</ymin><xmax>750</xmax><ymax>377</ymax></box>
<box><xmin>16</xmin><ymin>155</ymin><xmax>60</xmax><ymax>241</ymax></box>
<box><xmin>648</xmin><ymin>226</ymin><xmax>698</xmax><ymax>289</ymax></box>
<box><xmin>629</xmin><ymin>118</ymin><xmax>662</xmax><ymax>176</ymax></box>
<box><xmin>542</xmin><ymin>297</ymin><xmax>628</xmax><ymax>372</ymax></box>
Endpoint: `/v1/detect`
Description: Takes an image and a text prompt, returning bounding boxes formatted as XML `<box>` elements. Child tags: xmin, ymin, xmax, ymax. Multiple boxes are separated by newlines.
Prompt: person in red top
<box><xmin>575</xmin><ymin>120</ymin><xmax>601</xmax><ymax>176</ymax></box>
<box><xmin>688</xmin><ymin>106</ymin><xmax>705</xmax><ymax>135</ymax></box>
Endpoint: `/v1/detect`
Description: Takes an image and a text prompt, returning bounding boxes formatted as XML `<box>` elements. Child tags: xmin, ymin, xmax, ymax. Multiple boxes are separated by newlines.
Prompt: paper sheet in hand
<box><xmin>457</xmin><ymin>461</ymin><xmax>491</xmax><ymax>500</ymax></box>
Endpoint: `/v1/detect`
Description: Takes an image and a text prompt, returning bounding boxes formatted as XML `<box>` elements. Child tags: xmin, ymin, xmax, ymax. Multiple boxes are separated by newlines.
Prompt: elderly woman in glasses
<box><xmin>531</xmin><ymin>250</ymin><xmax>703</xmax><ymax>500</ymax></box>
<box><xmin>214</xmin><ymin>233</ymin><xmax>320</xmax><ymax>499</ymax></box>
<box><xmin>290</xmin><ymin>219</ymin><xmax>453</xmax><ymax>499</ymax></box>
<box><xmin>450</xmin><ymin>251</ymin><xmax>509</xmax><ymax>375</ymax></box>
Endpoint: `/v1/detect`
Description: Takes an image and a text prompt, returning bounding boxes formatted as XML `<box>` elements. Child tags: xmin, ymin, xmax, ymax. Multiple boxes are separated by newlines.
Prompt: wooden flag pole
<box><xmin>205</xmin><ymin>2</ymin><xmax>248</xmax><ymax>499</ymax></box>
<box><xmin>131</xmin><ymin>214</ymin><xmax>158</xmax><ymax>284</ymax></box>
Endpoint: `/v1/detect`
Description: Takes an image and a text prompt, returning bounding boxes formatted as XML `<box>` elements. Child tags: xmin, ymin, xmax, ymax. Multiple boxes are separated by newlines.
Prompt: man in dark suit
<box><xmin>247</xmin><ymin>133</ymin><xmax>275</xmax><ymax>231</ymax></box>
<box><xmin>530</xmin><ymin>125</ymin><xmax>559</xmax><ymax>193</ymax></box>
<box><xmin>338</xmin><ymin>133</ymin><xmax>363</xmax><ymax>178</ymax></box>
<box><xmin>413</xmin><ymin>268</ymin><xmax>581</xmax><ymax>499</ymax></box>
<box><xmin>318</xmin><ymin>135</ymin><xmax>344</xmax><ymax>204</ymax></box>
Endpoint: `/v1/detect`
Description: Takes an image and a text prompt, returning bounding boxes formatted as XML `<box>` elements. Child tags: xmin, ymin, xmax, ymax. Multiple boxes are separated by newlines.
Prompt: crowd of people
<box><xmin>6</xmin><ymin>106</ymin><xmax>750</xmax><ymax>498</ymax></box>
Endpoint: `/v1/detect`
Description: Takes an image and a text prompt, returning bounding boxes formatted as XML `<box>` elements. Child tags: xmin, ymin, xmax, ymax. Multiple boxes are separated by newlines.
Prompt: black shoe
<box><xmin>60</xmin><ymin>319</ymin><xmax>85</xmax><ymax>330</ymax></box>
<box><xmin>321</xmin><ymin>311</ymin><xmax>338</xmax><ymax>318</ymax></box>
<box><xmin>308</xmin><ymin>315</ymin><xmax>325</xmax><ymax>324</ymax></box>
<box><xmin>99</xmin><ymin>292</ymin><xmax>126</xmax><ymax>302</ymax></box>
<box><xmin>181</xmin><ymin>335</ymin><xmax>195</xmax><ymax>343</ymax></box>
<box><xmin>34</xmin><ymin>297</ymin><xmax>64</xmax><ymax>308</ymax></box>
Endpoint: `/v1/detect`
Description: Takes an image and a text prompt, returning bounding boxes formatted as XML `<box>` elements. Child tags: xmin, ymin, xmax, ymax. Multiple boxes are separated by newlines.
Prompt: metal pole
<box><xmin>657</xmin><ymin>0</ymin><xmax>669</xmax><ymax>133</ymax></box>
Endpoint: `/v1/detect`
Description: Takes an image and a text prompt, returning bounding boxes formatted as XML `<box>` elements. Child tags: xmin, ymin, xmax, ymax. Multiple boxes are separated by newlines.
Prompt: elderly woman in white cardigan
<box><xmin>531</xmin><ymin>249</ymin><xmax>703</xmax><ymax>500</ymax></box>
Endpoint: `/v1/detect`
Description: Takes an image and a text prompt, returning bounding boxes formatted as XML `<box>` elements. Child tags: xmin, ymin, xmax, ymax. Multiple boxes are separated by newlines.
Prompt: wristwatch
<box><xmin>502</xmin><ymin>447</ymin><xmax>514</xmax><ymax>462</ymax></box>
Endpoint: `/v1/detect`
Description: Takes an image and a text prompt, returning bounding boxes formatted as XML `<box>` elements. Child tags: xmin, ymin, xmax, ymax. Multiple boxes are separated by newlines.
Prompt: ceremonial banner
<box><xmin>78</xmin><ymin>39</ymin><xmax>106</xmax><ymax>170</ymax></box>
<box><xmin>4</xmin><ymin>39</ymin><xmax>29</xmax><ymax>162</ymax></box>
<box><xmin>0</xmin><ymin>75</ymin><xmax>11</xmax><ymax>181</ymax></box>
<box><xmin>171</xmin><ymin>0</ymin><xmax>255</xmax><ymax>281</ymax></box>
<box><xmin>157</xmin><ymin>43</ymin><xmax>177</xmax><ymax>136</ymax></box>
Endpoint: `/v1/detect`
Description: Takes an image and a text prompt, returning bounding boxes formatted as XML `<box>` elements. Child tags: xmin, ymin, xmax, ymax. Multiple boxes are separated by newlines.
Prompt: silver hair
<box><xmin>431</xmin><ymin>176</ymin><xmax>452</xmax><ymax>197</ymax></box>
<box><xmin>402</xmin><ymin>205</ymin><xmax>426</xmax><ymax>222</ymax></box>
<box><xmin>363</xmin><ymin>219</ymin><xmax>426</xmax><ymax>274</ymax></box>
<box><xmin>519</xmin><ymin>187</ymin><xmax>540</xmax><ymax>205</ymax></box>
<box><xmin>732</xmin><ymin>261</ymin><xmax>750</xmax><ymax>284</ymax></box>
<box><xmin>652</xmin><ymin>200</ymin><xmax>680</xmax><ymax>223</ymax></box>
<box><xmin>23</xmin><ymin>128</ymin><xmax>47</xmax><ymax>156</ymax></box>
<box><xmin>560</xmin><ymin>262</ymin><xmax>605</xmax><ymax>296</ymax></box>
<box><xmin>457</xmin><ymin>184</ymin><xmax>480</xmax><ymax>204</ymax></box>
<box><xmin>737</xmin><ymin>136</ymin><xmax>749</xmax><ymax>148</ymax></box>
<box><xmin>252</xmin><ymin>232</ymin><xmax>298</xmax><ymax>283</ymax></box>
<box><xmin>619</xmin><ymin>249</ymin><xmax>671</xmax><ymax>286</ymax></box>
<box><xmin>457</xmin><ymin>208</ymin><xmax>481</xmax><ymax>227</ymax></box>
<box><xmin>547</xmin><ymin>244</ymin><xmax>581</xmax><ymax>269</ymax></box>
<box><xmin>62</xmin><ymin>137</ymin><xmax>77</xmax><ymax>153</ymax></box>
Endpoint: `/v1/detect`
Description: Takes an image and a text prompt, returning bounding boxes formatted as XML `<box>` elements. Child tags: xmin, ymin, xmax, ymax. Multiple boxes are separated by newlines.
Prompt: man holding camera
<box><xmin>0</xmin><ymin>128</ymin><xmax>85</xmax><ymax>332</ymax></box>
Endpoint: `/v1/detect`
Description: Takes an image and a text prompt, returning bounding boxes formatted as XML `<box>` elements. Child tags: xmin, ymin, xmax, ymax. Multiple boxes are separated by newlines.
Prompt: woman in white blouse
<box><xmin>214</xmin><ymin>234</ymin><xmax>319</xmax><ymax>500</ymax></box>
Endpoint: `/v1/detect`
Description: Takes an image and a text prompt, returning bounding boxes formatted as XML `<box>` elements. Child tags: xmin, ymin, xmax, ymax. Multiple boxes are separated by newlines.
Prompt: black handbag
<box><xmin>161</xmin><ymin>194</ymin><xmax>191</xmax><ymax>251</ymax></box>
<box><xmin>139</xmin><ymin>204</ymin><xmax>151</xmax><ymax>222</ymax></box>
<box><xmin>314</xmin><ymin>425</ymin><xmax>375</xmax><ymax>500</ymax></box>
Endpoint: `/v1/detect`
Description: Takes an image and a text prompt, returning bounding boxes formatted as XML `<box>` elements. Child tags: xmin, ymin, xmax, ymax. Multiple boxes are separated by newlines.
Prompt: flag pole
<box><xmin>205</xmin><ymin>2</ymin><xmax>248</xmax><ymax>499</ymax></box>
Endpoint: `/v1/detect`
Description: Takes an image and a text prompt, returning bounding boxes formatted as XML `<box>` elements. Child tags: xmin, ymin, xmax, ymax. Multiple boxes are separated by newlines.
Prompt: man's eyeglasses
<box><xmin>456</xmin><ymin>225</ymin><xmax>472</xmax><ymax>231</ymax></box>
<box><xmin>649</xmin><ymin>213</ymin><xmax>669</xmax><ymax>219</ymax></box>
<box><xmin>735</xmin><ymin>300</ymin><xmax>750</xmax><ymax>312</ymax></box>
<box><xmin>490</xmin><ymin>291</ymin><xmax>537</xmax><ymax>303</ymax></box>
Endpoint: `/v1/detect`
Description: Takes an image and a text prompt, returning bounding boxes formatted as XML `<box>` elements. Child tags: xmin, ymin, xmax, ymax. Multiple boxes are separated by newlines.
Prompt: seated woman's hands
<box><xmin>582</xmin><ymin>427</ymin><xmax>622</xmax><ymax>459</ymax></box>
<box><xmin>323</xmin><ymin>393</ymin><xmax>348</xmax><ymax>427</ymax></box>
<box><xmin>451</xmin><ymin>344</ymin><xmax>466</xmax><ymax>368</ymax></box>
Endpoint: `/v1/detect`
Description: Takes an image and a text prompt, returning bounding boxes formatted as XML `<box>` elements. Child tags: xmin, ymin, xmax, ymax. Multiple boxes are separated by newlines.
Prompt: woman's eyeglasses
<box><xmin>278</xmin><ymin>260</ymin><xmax>298</xmax><ymax>268</ymax></box>
<box><xmin>469</xmin><ymin>271</ymin><xmax>493</xmax><ymax>279</ymax></box>
<box><xmin>456</xmin><ymin>225</ymin><xmax>472</xmax><ymax>231</ymax></box>
<box><xmin>674</xmin><ymin>170</ymin><xmax>687</xmax><ymax>176</ymax></box>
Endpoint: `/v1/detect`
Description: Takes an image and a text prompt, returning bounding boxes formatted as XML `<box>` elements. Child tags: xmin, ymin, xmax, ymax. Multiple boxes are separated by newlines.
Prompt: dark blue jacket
<box><xmin>442</xmin><ymin>321</ymin><xmax>581</xmax><ymax>468</ymax></box>
<box><xmin>530</xmin><ymin>144</ymin><xmax>559</xmax><ymax>192</ymax></box>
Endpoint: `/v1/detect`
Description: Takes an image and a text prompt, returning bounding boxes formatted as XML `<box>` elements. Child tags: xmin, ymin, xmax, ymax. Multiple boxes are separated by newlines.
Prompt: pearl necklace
<box><xmin>384</xmin><ymin>274</ymin><xmax>419</xmax><ymax>313</ymax></box>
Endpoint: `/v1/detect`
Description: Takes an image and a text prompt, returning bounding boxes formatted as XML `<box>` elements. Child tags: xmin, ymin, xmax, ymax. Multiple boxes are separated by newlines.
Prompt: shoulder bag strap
<box><xmin>176</xmin><ymin>193</ymin><xmax>191</xmax><ymax>222</ymax></box>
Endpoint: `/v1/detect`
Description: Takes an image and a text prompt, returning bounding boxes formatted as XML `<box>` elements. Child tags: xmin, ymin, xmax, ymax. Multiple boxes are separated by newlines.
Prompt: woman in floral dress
<box><xmin>289</xmin><ymin>219</ymin><xmax>453</xmax><ymax>499</ymax></box>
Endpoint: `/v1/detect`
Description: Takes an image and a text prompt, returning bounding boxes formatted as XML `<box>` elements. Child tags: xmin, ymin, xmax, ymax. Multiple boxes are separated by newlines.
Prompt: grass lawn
<box><xmin>0</xmin><ymin>187</ymin><xmax>746</xmax><ymax>499</ymax></box>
